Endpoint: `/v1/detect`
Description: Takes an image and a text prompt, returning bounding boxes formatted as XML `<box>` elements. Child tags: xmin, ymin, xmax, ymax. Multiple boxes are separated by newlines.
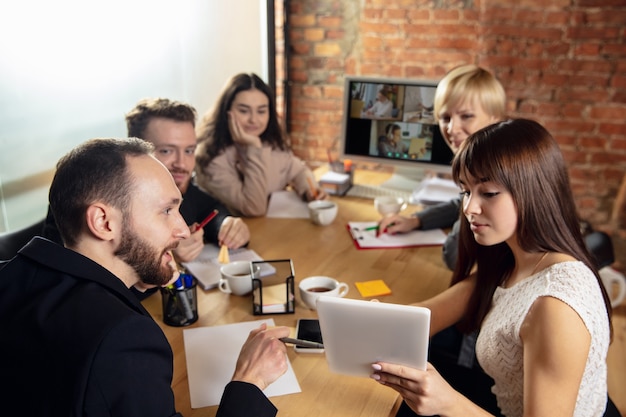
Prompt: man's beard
<box><xmin>114</xmin><ymin>222</ymin><xmax>177</xmax><ymax>286</ymax></box>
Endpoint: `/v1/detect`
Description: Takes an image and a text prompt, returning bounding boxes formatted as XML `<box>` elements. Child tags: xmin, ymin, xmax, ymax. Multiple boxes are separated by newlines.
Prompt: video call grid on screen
<box><xmin>340</xmin><ymin>77</ymin><xmax>454</xmax><ymax>171</ymax></box>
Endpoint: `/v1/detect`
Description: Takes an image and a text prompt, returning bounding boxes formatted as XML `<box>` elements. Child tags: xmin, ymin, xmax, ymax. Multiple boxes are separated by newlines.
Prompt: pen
<box><xmin>279</xmin><ymin>337</ymin><xmax>324</xmax><ymax>349</ymax></box>
<box><xmin>368</xmin><ymin>222</ymin><xmax>395</xmax><ymax>237</ymax></box>
<box><xmin>195</xmin><ymin>209</ymin><xmax>219</xmax><ymax>232</ymax></box>
<box><xmin>174</xmin><ymin>277</ymin><xmax>195</xmax><ymax>320</ymax></box>
<box><xmin>306</xmin><ymin>177</ymin><xmax>318</xmax><ymax>199</ymax></box>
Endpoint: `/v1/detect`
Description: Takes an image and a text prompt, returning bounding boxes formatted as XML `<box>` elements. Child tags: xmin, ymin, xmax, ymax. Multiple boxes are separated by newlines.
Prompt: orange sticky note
<box><xmin>355</xmin><ymin>279</ymin><xmax>392</xmax><ymax>298</ymax></box>
<box><xmin>217</xmin><ymin>244</ymin><xmax>230</xmax><ymax>264</ymax></box>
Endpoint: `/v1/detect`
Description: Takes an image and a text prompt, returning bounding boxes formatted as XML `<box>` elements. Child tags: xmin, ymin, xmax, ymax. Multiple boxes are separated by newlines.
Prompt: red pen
<box><xmin>195</xmin><ymin>209</ymin><xmax>218</xmax><ymax>232</ymax></box>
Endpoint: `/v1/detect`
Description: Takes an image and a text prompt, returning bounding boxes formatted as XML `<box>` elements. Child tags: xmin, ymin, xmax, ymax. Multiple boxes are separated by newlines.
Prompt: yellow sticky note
<box><xmin>355</xmin><ymin>279</ymin><xmax>392</xmax><ymax>298</ymax></box>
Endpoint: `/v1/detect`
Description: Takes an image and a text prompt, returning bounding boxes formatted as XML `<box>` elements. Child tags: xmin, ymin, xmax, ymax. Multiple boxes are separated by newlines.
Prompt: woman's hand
<box><xmin>378</xmin><ymin>214</ymin><xmax>420</xmax><ymax>235</ymax></box>
<box><xmin>371</xmin><ymin>362</ymin><xmax>471</xmax><ymax>416</ymax></box>
<box><xmin>228</xmin><ymin>111</ymin><xmax>262</xmax><ymax>148</ymax></box>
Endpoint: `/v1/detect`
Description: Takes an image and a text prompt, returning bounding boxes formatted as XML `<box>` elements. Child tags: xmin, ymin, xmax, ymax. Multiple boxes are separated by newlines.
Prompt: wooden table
<box><xmin>141</xmin><ymin>170</ymin><xmax>453</xmax><ymax>417</ymax></box>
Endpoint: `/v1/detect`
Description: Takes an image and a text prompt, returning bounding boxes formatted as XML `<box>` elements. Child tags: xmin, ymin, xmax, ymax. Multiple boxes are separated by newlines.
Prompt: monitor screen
<box><xmin>339</xmin><ymin>76</ymin><xmax>454</xmax><ymax>178</ymax></box>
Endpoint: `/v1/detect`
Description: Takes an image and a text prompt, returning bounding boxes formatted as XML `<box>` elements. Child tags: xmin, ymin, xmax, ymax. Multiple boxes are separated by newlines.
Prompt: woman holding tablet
<box><xmin>371</xmin><ymin>119</ymin><xmax>615</xmax><ymax>417</ymax></box>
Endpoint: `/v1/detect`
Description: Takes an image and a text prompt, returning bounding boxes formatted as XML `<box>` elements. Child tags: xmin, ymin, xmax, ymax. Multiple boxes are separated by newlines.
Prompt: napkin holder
<box><xmin>319</xmin><ymin>161</ymin><xmax>354</xmax><ymax>196</ymax></box>
<box><xmin>252</xmin><ymin>259</ymin><xmax>295</xmax><ymax>315</ymax></box>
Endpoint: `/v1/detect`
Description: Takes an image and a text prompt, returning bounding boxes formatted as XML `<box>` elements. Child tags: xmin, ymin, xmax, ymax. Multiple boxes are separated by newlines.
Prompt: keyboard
<box><xmin>345</xmin><ymin>183</ymin><xmax>413</xmax><ymax>202</ymax></box>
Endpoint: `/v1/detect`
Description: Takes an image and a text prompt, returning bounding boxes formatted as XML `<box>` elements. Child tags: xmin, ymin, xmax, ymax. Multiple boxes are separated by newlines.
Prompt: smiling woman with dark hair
<box><xmin>195</xmin><ymin>73</ymin><xmax>327</xmax><ymax>217</ymax></box>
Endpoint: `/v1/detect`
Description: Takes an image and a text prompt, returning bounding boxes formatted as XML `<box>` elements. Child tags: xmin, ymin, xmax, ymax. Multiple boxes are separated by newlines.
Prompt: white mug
<box><xmin>599</xmin><ymin>266</ymin><xmax>626</xmax><ymax>308</ymax></box>
<box><xmin>218</xmin><ymin>261</ymin><xmax>258</xmax><ymax>296</ymax></box>
<box><xmin>374</xmin><ymin>196</ymin><xmax>407</xmax><ymax>217</ymax></box>
<box><xmin>308</xmin><ymin>200</ymin><xmax>338</xmax><ymax>226</ymax></box>
<box><xmin>299</xmin><ymin>276</ymin><xmax>349</xmax><ymax>310</ymax></box>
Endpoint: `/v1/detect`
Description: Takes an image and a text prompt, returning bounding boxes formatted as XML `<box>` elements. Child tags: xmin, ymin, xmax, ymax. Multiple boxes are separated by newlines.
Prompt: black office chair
<box><xmin>0</xmin><ymin>218</ymin><xmax>45</xmax><ymax>262</ymax></box>
<box><xmin>585</xmin><ymin>230</ymin><xmax>615</xmax><ymax>270</ymax></box>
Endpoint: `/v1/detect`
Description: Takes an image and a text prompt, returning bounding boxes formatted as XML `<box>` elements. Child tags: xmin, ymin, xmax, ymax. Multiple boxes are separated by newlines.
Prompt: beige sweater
<box><xmin>195</xmin><ymin>143</ymin><xmax>313</xmax><ymax>217</ymax></box>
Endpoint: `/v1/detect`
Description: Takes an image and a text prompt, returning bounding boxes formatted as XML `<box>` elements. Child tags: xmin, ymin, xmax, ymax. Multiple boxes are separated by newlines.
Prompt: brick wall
<box><xmin>276</xmin><ymin>0</ymin><xmax>626</xmax><ymax>269</ymax></box>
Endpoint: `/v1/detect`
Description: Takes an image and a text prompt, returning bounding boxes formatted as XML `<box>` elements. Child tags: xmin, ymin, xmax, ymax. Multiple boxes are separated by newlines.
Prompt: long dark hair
<box><xmin>196</xmin><ymin>73</ymin><xmax>288</xmax><ymax>165</ymax></box>
<box><xmin>450</xmin><ymin>118</ymin><xmax>612</xmax><ymax>332</ymax></box>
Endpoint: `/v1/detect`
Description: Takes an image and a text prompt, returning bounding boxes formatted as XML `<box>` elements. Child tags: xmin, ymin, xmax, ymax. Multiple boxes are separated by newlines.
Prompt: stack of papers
<box><xmin>410</xmin><ymin>176</ymin><xmax>459</xmax><ymax>205</ymax></box>
<box><xmin>348</xmin><ymin>221</ymin><xmax>447</xmax><ymax>249</ymax></box>
<box><xmin>183</xmin><ymin>245</ymin><xmax>274</xmax><ymax>290</ymax></box>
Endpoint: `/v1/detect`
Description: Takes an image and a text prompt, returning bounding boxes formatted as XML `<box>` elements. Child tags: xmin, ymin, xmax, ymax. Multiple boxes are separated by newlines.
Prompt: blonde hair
<box><xmin>434</xmin><ymin>64</ymin><xmax>506</xmax><ymax>121</ymax></box>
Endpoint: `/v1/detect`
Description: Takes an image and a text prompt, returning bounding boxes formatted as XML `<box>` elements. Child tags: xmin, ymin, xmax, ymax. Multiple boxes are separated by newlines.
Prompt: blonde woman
<box><xmin>379</xmin><ymin>64</ymin><xmax>506</xmax><ymax>270</ymax></box>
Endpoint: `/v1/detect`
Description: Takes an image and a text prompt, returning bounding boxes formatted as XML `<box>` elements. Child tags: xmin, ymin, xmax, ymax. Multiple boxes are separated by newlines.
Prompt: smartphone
<box><xmin>294</xmin><ymin>318</ymin><xmax>324</xmax><ymax>353</ymax></box>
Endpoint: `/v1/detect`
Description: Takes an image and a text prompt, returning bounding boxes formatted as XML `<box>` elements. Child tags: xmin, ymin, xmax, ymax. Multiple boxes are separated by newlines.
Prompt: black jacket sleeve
<box><xmin>216</xmin><ymin>382</ymin><xmax>278</xmax><ymax>417</ymax></box>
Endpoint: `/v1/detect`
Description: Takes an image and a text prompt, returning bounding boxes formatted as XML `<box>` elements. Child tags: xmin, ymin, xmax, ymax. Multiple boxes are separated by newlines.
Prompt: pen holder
<box><xmin>252</xmin><ymin>259</ymin><xmax>295</xmax><ymax>315</ymax></box>
<box><xmin>160</xmin><ymin>274</ymin><xmax>199</xmax><ymax>326</ymax></box>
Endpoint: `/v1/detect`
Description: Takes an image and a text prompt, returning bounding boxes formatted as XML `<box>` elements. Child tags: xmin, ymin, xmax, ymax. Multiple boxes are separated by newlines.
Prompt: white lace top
<box><xmin>475</xmin><ymin>261</ymin><xmax>610</xmax><ymax>417</ymax></box>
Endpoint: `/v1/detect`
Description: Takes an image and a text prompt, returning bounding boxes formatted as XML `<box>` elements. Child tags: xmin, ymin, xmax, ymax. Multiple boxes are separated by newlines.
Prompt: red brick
<box><xmin>386</xmin><ymin>9</ymin><xmax>408</xmax><ymax>20</ymax></box>
<box><xmin>590</xmin><ymin>106</ymin><xmax>626</xmax><ymax>120</ymax></box>
<box><xmin>545</xmin><ymin>11</ymin><xmax>571</xmax><ymax>25</ymax></box>
<box><xmin>326</xmin><ymin>29</ymin><xmax>345</xmax><ymax>40</ymax></box>
<box><xmin>603</xmin><ymin>42</ymin><xmax>626</xmax><ymax>56</ymax></box>
<box><xmin>407</xmin><ymin>10</ymin><xmax>430</xmax><ymax>21</ymax></box>
<box><xmin>580</xmin><ymin>136</ymin><xmax>609</xmax><ymax>149</ymax></box>
<box><xmin>516</xmin><ymin>9</ymin><xmax>546</xmax><ymax>24</ymax></box>
<box><xmin>290</xmin><ymin>14</ymin><xmax>317</xmax><ymax>28</ymax></box>
<box><xmin>567</xmin><ymin>27</ymin><xmax>622</xmax><ymax>40</ymax></box>
<box><xmin>579</xmin><ymin>0</ymin><xmax>626</xmax><ymax>7</ymax></box>
<box><xmin>432</xmin><ymin>10</ymin><xmax>460</xmax><ymax>20</ymax></box>
<box><xmin>600</xmin><ymin>123</ymin><xmax>626</xmax><ymax>136</ymax></box>
<box><xmin>363</xmin><ymin>9</ymin><xmax>384</xmax><ymax>20</ymax></box>
<box><xmin>359</xmin><ymin>22</ymin><xmax>399</xmax><ymax>34</ymax></box>
<box><xmin>482</xmin><ymin>6</ymin><xmax>515</xmax><ymax>21</ymax></box>
<box><xmin>582</xmin><ymin>9</ymin><xmax>626</xmax><ymax>25</ymax></box>
<box><xmin>573</xmin><ymin>43</ymin><xmax>602</xmax><ymax>56</ymax></box>
<box><xmin>290</xmin><ymin>41</ymin><xmax>310</xmax><ymax>55</ymax></box>
<box><xmin>611</xmin><ymin>139</ymin><xmax>626</xmax><ymax>150</ymax></box>
<box><xmin>318</xmin><ymin>16</ymin><xmax>342</xmax><ymax>28</ymax></box>
<box><xmin>314</xmin><ymin>43</ymin><xmax>342</xmax><ymax>57</ymax></box>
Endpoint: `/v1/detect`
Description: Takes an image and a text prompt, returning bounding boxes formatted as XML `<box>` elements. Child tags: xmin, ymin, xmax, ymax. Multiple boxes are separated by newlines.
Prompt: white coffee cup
<box><xmin>219</xmin><ymin>261</ymin><xmax>259</xmax><ymax>296</ymax></box>
<box><xmin>599</xmin><ymin>266</ymin><xmax>626</xmax><ymax>307</ymax></box>
<box><xmin>308</xmin><ymin>200</ymin><xmax>338</xmax><ymax>226</ymax></box>
<box><xmin>299</xmin><ymin>276</ymin><xmax>349</xmax><ymax>310</ymax></box>
<box><xmin>374</xmin><ymin>196</ymin><xmax>407</xmax><ymax>217</ymax></box>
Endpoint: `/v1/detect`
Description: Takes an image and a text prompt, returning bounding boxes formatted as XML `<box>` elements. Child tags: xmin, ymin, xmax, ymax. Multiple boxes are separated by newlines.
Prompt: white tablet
<box><xmin>316</xmin><ymin>296</ymin><xmax>430</xmax><ymax>377</ymax></box>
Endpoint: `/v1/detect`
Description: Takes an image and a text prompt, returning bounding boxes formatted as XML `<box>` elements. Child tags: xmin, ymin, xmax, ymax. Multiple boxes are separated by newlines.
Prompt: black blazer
<box><xmin>0</xmin><ymin>237</ymin><xmax>275</xmax><ymax>417</ymax></box>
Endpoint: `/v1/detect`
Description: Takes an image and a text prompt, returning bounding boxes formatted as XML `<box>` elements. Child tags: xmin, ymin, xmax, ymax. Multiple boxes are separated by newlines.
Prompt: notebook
<box><xmin>316</xmin><ymin>296</ymin><xmax>430</xmax><ymax>377</ymax></box>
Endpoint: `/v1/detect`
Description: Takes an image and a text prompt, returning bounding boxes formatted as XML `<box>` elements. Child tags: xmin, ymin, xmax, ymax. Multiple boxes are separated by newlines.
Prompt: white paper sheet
<box><xmin>183</xmin><ymin>319</ymin><xmax>301</xmax><ymax>408</ymax></box>
<box><xmin>348</xmin><ymin>221</ymin><xmax>447</xmax><ymax>248</ymax></box>
<box><xmin>266</xmin><ymin>190</ymin><xmax>310</xmax><ymax>218</ymax></box>
<box><xmin>183</xmin><ymin>245</ymin><xmax>275</xmax><ymax>290</ymax></box>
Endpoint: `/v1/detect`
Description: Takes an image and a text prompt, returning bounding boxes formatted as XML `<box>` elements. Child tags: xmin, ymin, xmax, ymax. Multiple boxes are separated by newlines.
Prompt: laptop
<box><xmin>316</xmin><ymin>296</ymin><xmax>430</xmax><ymax>377</ymax></box>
